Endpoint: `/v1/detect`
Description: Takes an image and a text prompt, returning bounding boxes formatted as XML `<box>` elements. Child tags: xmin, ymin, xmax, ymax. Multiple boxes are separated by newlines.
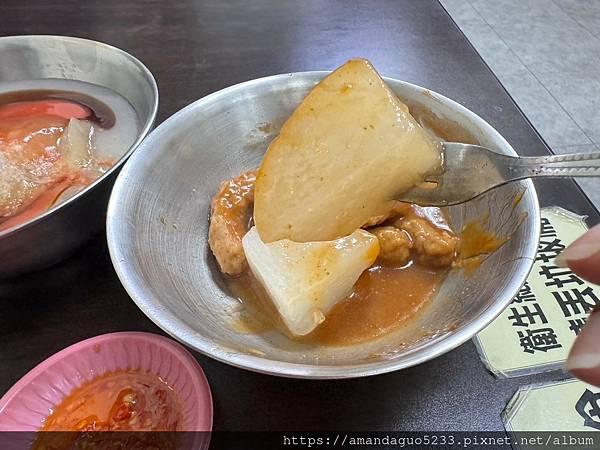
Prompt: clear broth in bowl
<box><xmin>0</xmin><ymin>79</ymin><xmax>139</xmax><ymax>231</ymax></box>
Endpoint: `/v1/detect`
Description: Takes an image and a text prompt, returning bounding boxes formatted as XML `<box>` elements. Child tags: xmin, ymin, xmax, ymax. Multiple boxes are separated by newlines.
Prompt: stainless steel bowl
<box><xmin>107</xmin><ymin>72</ymin><xmax>540</xmax><ymax>379</ymax></box>
<box><xmin>0</xmin><ymin>35</ymin><xmax>158</xmax><ymax>277</ymax></box>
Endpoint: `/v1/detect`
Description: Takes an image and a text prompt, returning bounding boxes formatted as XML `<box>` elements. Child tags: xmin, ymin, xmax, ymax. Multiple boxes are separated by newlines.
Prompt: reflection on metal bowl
<box><xmin>107</xmin><ymin>72</ymin><xmax>540</xmax><ymax>379</ymax></box>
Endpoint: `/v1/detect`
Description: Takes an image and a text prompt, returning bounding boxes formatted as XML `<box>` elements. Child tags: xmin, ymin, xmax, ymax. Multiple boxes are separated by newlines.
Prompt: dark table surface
<box><xmin>1</xmin><ymin>0</ymin><xmax>598</xmax><ymax>434</ymax></box>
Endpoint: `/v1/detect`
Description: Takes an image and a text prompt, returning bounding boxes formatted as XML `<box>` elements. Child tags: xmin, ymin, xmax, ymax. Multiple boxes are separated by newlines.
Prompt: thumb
<box><xmin>566</xmin><ymin>307</ymin><xmax>600</xmax><ymax>386</ymax></box>
<box><xmin>555</xmin><ymin>223</ymin><xmax>600</xmax><ymax>285</ymax></box>
<box><xmin>558</xmin><ymin>223</ymin><xmax>600</xmax><ymax>385</ymax></box>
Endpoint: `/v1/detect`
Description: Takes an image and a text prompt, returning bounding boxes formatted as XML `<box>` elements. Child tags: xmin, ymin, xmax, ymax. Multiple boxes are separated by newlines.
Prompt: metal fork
<box><xmin>399</xmin><ymin>143</ymin><xmax>600</xmax><ymax>206</ymax></box>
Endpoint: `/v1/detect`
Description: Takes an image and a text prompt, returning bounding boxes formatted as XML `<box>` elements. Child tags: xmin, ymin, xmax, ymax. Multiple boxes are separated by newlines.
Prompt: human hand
<box><xmin>556</xmin><ymin>223</ymin><xmax>600</xmax><ymax>386</ymax></box>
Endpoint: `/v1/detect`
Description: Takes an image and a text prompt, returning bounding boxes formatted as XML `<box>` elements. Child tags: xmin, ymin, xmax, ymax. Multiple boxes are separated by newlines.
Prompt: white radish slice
<box><xmin>254</xmin><ymin>58</ymin><xmax>441</xmax><ymax>243</ymax></box>
<box><xmin>59</xmin><ymin>118</ymin><xmax>94</xmax><ymax>170</ymax></box>
<box><xmin>242</xmin><ymin>227</ymin><xmax>380</xmax><ymax>336</ymax></box>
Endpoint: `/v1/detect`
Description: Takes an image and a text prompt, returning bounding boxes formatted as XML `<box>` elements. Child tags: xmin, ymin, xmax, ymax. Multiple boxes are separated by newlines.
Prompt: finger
<box><xmin>567</xmin><ymin>307</ymin><xmax>600</xmax><ymax>387</ymax></box>
<box><xmin>555</xmin><ymin>223</ymin><xmax>600</xmax><ymax>285</ymax></box>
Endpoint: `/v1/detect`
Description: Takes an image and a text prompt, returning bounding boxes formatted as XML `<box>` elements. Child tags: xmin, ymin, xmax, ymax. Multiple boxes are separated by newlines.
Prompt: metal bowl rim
<box><xmin>107</xmin><ymin>71</ymin><xmax>541</xmax><ymax>379</ymax></box>
<box><xmin>0</xmin><ymin>34</ymin><xmax>159</xmax><ymax>238</ymax></box>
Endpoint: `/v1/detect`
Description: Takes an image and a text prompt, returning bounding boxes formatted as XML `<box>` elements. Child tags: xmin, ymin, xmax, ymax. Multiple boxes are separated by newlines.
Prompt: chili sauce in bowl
<box><xmin>0</xmin><ymin>332</ymin><xmax>212</xmax><ymax>443</ymax></box>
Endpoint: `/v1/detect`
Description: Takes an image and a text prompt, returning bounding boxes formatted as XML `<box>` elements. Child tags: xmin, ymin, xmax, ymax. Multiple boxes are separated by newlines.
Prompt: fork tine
<box><xmin>399</xmin><ymin>186</ymin><xmax>461</xmax><ymax>206</ymax></box>
<box><xmin>398</xmin><ymin>142</ymin><xmax>505</xmax><ymax>206</ymax></box>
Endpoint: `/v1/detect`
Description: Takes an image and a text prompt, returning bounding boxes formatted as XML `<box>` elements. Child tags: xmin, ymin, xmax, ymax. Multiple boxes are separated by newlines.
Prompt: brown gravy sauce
<box><xmin>456</xmin><ymin>217</ymin><xmax>508</xmax><ymax>274</ymax></box>
<box><xmin>223</xmin><ymin>101</ymin><xmax>502</xmax><ymax>346</ymax></box>
<box><xmin>226</xmin><ymin>204</ymin><xmax>455</xmax><ymax>346</ymax></box>
<box><xmin>306</xmin><ymin>262</ymin><xmax>445</xmax><ymax>345</ymax></box>
<box><xmin>228</xmin><ymin>259</ymin><xmax>446</xmax><ymax>346</ymax></box>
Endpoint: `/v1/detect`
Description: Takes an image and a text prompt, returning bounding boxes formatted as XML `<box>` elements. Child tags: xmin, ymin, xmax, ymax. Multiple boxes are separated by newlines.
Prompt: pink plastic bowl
<box><xmin>0</xmin><ymin>332</ymin><xmax>213</xmax><ymax>432</ymax></box>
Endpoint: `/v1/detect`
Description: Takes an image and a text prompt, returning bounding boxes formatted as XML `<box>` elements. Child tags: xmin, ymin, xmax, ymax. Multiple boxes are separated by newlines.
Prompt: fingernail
<box><xmin>566</xmin><ymin>311</ymin><xmax>600</xmax><ymax>371</ymax></box>
<box><xmin>555</xmin><ymin>243</ymin><xmax>600</xmax><ymax>268</ymax></box>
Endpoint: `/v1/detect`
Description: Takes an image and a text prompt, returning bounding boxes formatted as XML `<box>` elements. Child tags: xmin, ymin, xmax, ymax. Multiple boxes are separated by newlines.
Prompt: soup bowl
<box><xmin>107</xmin><ymin>72</ymin><xmax>540</xmax><ymax>378</ymax></box>
<box><xmin>0</xmin><ymin>35</ymin><xmax>158</xmax><ymax>277</ymax></box>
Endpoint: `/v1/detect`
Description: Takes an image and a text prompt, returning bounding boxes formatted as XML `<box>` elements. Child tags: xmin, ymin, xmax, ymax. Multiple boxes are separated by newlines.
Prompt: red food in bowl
<box><xmin>0</xmin><ymin>99</ymin><xmax>91</xmax><ymax>120</ymax></box>
<box><xmin>0</xmin><ymin>332</ymin><xmax>212</xmax><ymax>437</ymax></box>
<box><xmin>41</xmin><ymin>370</ymin><xmax>183</xmax><ymax>432</ymax></box>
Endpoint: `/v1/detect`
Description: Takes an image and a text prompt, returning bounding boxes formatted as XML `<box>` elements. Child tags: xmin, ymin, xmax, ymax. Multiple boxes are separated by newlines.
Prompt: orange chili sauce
<box><xmin>40</xmin><ymin>370</ymin><xmax>182</xmax><ymax>432</ymax></box>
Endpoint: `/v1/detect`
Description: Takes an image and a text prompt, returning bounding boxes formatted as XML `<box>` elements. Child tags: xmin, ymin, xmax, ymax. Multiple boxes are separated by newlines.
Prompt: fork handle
<box><xmin>506</xmin><ymin>151</ymin><xmax>600</xmax><ymax>179</ymax></box>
